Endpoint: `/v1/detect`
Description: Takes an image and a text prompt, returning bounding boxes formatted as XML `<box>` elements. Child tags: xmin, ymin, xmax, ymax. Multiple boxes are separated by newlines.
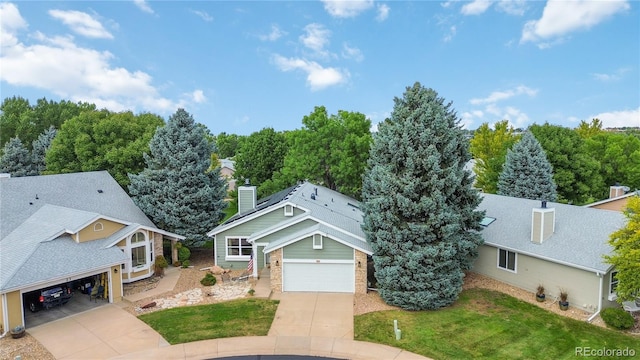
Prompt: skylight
<box><xmin>480</xmin><ymin>217</ymin><xmax>496</xmax><ymax>227</ymax></box>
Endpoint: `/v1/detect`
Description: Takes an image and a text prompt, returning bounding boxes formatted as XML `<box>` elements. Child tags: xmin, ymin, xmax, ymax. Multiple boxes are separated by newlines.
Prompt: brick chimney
<box><xmin>237</xmin><ymin>179</ymin><xmax>257</xmax><ymax>214</ymax></box>
<box><xmin>531</xmin><ymin>200</ymin><xmax>555</xmax><ymax>244</ymax></box>
<box><xmin>609</xmin><ymin>185</ymin><xmax>626</xmax><ymax>199</ymax></box>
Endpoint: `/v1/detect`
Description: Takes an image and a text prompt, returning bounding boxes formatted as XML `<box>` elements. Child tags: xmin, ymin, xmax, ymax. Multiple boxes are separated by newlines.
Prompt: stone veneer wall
<box><xmin>269</xmin><ymin>248</ymin><xmax>283</xmax><ymax>292</ymax></box>
<box><xmin>355</xmin><ymin>250</ymin><xmax>368</xmax><ymax>294</ymax></box>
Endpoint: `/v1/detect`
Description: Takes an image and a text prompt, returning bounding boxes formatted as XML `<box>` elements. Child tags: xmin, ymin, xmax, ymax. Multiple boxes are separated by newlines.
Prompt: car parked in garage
<box><xmin>23</xmin><ymin>284</ymin><xmax>73</xmax><ymax>312</ymax></box>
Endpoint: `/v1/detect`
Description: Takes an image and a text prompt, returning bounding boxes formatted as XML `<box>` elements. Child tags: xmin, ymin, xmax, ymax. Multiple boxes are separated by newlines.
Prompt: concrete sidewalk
<box><xmin>109</xmin><ymin>336</ymin><xmax>431</xmax><ymax>360</ymax></box>
<box><xmin>124</xmin><ymin>266</ymin><xmax>181</xmax><ymax>302</ymax></box>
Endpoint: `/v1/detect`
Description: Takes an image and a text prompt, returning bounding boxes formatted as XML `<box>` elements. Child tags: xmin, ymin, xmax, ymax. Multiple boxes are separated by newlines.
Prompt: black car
<box><xmin>24</xmin><ymin>285</ymin><xmax>73</xmax><ymax>312</ymax></box>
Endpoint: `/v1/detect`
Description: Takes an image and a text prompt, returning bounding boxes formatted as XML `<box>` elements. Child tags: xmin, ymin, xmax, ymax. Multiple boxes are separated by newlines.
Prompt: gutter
<box><xmin>587</xmin><ymin>272</ymin><xmax>604</xmax><ymax>323</ymax></box>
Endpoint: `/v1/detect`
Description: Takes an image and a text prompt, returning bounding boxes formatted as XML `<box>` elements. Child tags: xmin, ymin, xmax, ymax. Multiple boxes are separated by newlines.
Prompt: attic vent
<box><xmin>97</xmin><ymin>189</ymin><xmax>104</xmax><ymax>193</ymax></box>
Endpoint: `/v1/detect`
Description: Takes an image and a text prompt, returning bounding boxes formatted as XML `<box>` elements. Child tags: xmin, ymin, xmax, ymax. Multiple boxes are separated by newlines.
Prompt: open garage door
<box><xmin>282</xmin><ymin>262</ymin><xmax>354</xmax><ymax>293</ymax></box>
<box><xmin>23</xmin><ymin>273</ymin><xmax>109</xmax><ymax>328</ymax></box>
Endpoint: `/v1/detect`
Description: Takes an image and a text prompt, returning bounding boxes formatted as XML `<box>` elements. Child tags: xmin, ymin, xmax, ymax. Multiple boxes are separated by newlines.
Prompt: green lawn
<box><xmin>139</xmin><ymin>298</ymin><xmax>279</xmax><ymax>344</ymax></box>
<box><xmin>355</xmin><ymin>288</ymin><xmax>640</xmax><ymax>360</ymax></box>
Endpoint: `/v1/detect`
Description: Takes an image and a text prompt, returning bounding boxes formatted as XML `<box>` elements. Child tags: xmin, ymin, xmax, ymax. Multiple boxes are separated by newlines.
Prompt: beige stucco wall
<box><xmin>269</xmin><ymin>248</ymin><xmax>283</xmax><ymax>293</ymax></box>
<box><xmin>590</xmin><ymin>198</ymin><xmax>628</xmax><ymax>212</ymax></box>
<box><xmin>355</xmin><ymin>250</ymin><xmax>368</xmax><ymax>294</ymax></box>
<box><xmin>77</xmin><ymin>219</ymin><xmax>126</xmax><ymax>243</ymax></box>
<box><xmin>472</xmin><ymin>244</ymin><xmax>601</xmax><ymax>312</ymax></box>
<box><xmin>6</xmin><ymin>291</ymin><xmax>23</xmax><ymax>329</ymax></box>
<box><xmin>111</xmin><ymin>265</ymin><xmax>123</xmax><ymax>302</ymax></box>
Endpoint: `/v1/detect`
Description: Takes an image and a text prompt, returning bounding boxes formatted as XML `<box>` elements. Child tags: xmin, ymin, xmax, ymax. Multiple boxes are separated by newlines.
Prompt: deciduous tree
<box><xmin>361</xmin><ymin>82</ymin><xmax>484</xmax><ymax>310</ymax></box>
<box><xmin>128</xmin><ymin>109</ymin><xmax>227</xmax><ymax>248</ymax></box>
<box><xmin>498</xmin><ymin>131</ymin><xmax>558</xmax><ymax>201</ymax></box>
<box><xmin>604</xmin><ymin>196</ymin><xmax>640</xmax><ymax>302</ymax></box>
<box><xmin>469</xmin><ymin>120</ymin><xmax>519</xmax><ymax>193</ymax></box>
<box><xmin>234</xmin><ymin>127</ymin><xmax>288</xmax><ymax>195</ymax></box>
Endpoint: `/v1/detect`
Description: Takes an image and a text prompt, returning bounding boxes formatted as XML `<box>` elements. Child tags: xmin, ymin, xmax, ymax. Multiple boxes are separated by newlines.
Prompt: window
<box><xmin>93</xmin><ymin>222</ymin><xmax>104</xmax><ymax>231</ymax></box>
<box><xmin>226</xmin><ymin>237</ymin><xmax>251</xmax><ymax>259</ymax></box>
<box><xmin>313</xmin><ymin>234</ymin><xmax>323</xmax><ymax>249</ymax></box>
<box><xmin>610</xmin><ymin>271</ymin><xmax>618</xmax><ymax>295</ymax></box>
<box><xmin>498</xmin><ymin>249</ymin><xmax>516</xmax><ymax>272</ymax></box>
<box><xmin>132</xmin><ymin>246</ymin><xmax>147</xmax><ymax>267</ymax></box>
<box><xmin>284</xmin><ymin>204</ymin><xmax>294</xmax><ymax>216</ymax></box>
<box><xmin>131</xmin><ymin>232</ymin><xmax>145</xmax><ymax>243</ymax></box>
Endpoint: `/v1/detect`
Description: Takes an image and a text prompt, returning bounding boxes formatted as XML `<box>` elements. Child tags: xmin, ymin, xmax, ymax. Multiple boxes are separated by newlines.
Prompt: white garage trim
<box><xmin>20</xmin><ymin>268</ymin><xmax>113</xmax><ymax>294</ymax></box>
<box><xmin>282</xmin><ymin>261</ymin><xmax>354</xmax><ymax>293</ymax></box>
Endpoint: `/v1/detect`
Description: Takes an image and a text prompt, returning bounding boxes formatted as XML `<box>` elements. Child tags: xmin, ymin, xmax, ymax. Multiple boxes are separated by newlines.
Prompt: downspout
<box><xmin>587</xmin><ymin>272</ymin><xmax>604</xmax><ymax>323</ymax></box>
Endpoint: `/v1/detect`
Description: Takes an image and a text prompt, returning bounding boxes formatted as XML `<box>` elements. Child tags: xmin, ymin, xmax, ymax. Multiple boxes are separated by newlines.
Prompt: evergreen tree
<box><xmin>361</xmin><ymin>82</ymin><xmax>484</xmax><ymax>310</ymax></box>
<box><xmin>0</xmin><ymin>137</ymin><xmax>33</xmax><ymax>177</ymax></box>
<box><xmin>497</xmin><ymin>131</ymin><xmax>558</xmax><ymax>201</ymax></box>
<box><xmin>129</xmin><ymin>109</ymin><xmax>227</xmax><ymax>247</ymax></box>
<box><xmin>31</xmin><ymin>126</ymin><xmax>57</xmax><ymax>175</ymax></box>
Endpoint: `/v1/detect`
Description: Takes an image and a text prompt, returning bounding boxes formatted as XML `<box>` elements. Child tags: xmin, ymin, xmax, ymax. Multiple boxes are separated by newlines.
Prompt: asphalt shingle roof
<box><xmin>478</xmin><ymin>193</ymin><xmax>625</xmax><ymax>273</ymax></box>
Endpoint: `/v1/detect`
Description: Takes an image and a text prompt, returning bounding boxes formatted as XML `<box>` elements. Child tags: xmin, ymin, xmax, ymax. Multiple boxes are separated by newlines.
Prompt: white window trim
<box><xmin>284</xmin><ymin>204</ymin><xmax>294</xmax><ymax>217</ymax></box>
<box><xmin>608</xmin><ymin>271</ymin><xmax>618</xmax><ymax>301</ymax></box>
<box><xmin>225</xmin><ymin>236</ymin><xmax>251</xmax><ymax>261</ymax></box>
<box><xmin>130</xmin><ymin>231</ymin><xmax>150</xmax><ymax>270</ymax></box>
<box><xmin>497</xmin><ymin>248</ymin><xmax>517</xmax><ymax>273</ymax></box>
<box><xmin>313</xmin><ymin>234</ymin><xmax>323</xmax><ymax>250</ymax></box>
<box><xmin>94</xmin><ymin>222</ymin><xmax>104</xmax><ymax>231</ymax></box>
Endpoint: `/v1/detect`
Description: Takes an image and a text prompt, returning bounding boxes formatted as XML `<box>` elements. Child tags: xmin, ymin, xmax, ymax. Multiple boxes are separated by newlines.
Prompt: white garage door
<box><xmin>282</xmin><ymin>262</ymin><xmax>354</xmax><ymax>293</ymax></box>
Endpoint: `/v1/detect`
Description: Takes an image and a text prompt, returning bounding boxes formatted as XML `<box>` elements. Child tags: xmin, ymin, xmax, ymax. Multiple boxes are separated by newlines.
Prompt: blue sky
<box><xmin>1</xmin><ymin>1</ymin><xmax>638</xmax><ymax>135</ymax></box>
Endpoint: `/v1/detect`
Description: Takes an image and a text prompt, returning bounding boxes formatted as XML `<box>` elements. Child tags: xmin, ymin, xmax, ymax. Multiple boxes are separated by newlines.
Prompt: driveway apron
<box><xmin>27</xmin><ymin>303</ymin><xmax>168</xmax><ymax>359</ymax></box>
<box><xmin>268</xmin><ymin>293</ymin><xmax>353</xmax><ymax>339</ymax></box>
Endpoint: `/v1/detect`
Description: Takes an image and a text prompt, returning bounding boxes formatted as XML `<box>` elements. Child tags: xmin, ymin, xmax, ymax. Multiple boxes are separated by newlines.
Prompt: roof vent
<box><xmin>541</xmin><ymin>200</ymin><xmax>547</xmax><ymax>208</ymax></box>
<box><xmin>97</xmin><ymin>189</ymin><xmax>104</xmax><ymax>193</ymax></box>
<box><xmin>35</xmin><ymin>194</ymin><xmax>39</xmax><ymax>200</ymax></box>
<box><xmin>310</xmin><ymin>193</ymin><xmax>316</xmax><ymax>200</ymax></box>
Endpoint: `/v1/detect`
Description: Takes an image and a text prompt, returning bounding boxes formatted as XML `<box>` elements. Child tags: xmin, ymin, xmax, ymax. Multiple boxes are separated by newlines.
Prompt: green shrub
<box><xmin>181</xmin><ymin>260</ymin><xmax>190</xmax><ymax>268</ymax></box>
<box><xmin>200</xmin><ymin>273</ymin><xmax>217</xmax><ymax>286</ymax></box>
<box><xmin>601</xmin><ymin>307</ymin><xmax>635</xmax><ymax>330</ymax></box>
<box><xmin>178</xmin><ymin>245</ymin><xmax>191</xmax><ymax>262</ymax></box>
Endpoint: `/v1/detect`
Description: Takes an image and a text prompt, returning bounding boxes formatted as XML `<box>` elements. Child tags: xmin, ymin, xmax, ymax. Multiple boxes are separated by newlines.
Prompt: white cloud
<box><xmin>591</xmin><ymin>67</ymin><xmax>631</xmax><ymax>82</ymax></box>
<box><xmin>589</xmin><ymin>108</ymin><xmax>640</xmax><ymax>128</ymax></box>
<box><xmin>0</xmin><ymin>3</ymin><xmax>27</xmax><ymax>47</ymax></box>
<box><xmin>322</xmin><ymin>0</ymin><xmax>374</xmax><ymax>18</ymax></box>
<box><xmin>259</xmin><ymin>25</ymin><xmax>286</xmax><ymax>42</ymax></box>
<box><xmin>376</xmin><ymin>4</ymin><xmax>390</xmax><ymax>21</ymax></box>
<box><xmin>49</xmin><ymin>9</ymin><xmax>113</xmax><ymax>39</ymax></box>
<box><xmin>521</xmin><ymin>0</ymin><xmax>630</xmax><ymax>47</ymax></box>
<box><xmin>443</xmin><ymin>25</ymin><xmax>456</xmax><ymax>42</ymax></box>
<box><xmin>133</xmin><ymin>0</ymin><xmax>154</xmax><ymax>14</ymax></box>
<box><xmin>271</xmin><ymin>54</ymin><xmax>349</xmax><ymax>91</ymax></box>
<box><xmin>191</xmin><ymin>10</ymin><xmax>213</xmax><ymax>22</ymax></box>
<box><xmin>0</xmin><ymin>6</ymin><xmax>203</xmax><ymax>115</ymax></box>
<box><xmin>300</xmin><ymin>23</ymin><xmax>332</xmax><ymax>58</ymax></box>
<box><xmin>461</xmin><ymin>0</ymin><xmax>493</xmax><ymax>15</ymax></box>
<box><xmin>342</xmin><ymin>43</ymin><xmax>363</xmax><ymax>62</ymax></box>
<box><xmin>496</xmin><ymin>0</ymin><xmax>526</xmax><ymax>16</ymax></box>
<box><xmin>470</xmin><ymin>85</ymin><xmax>537</xmax><ymax>105</ymax></box>
<box><xmin>188</xmin><ymin>90</ymin><xmax>207</xmax><ymax>103</ymax></box>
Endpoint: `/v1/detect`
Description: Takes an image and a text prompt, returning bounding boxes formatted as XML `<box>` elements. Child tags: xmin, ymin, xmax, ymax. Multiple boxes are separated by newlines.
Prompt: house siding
<box><xmin>78</xmin><ymin>219</ymin><xmax>125</xmax><ymax>243</ymax></box>
<box><xmin>256</xmin><ymin>219</ymin><xmax>317</xmax><ymax>244</ymax></box>
<box><xmin>472</xmin><ymin>244</ymin><xmax>601</xmax><ymax>312</ymax></box>
<box><xmin>283</xmin><ymin>236</ymin><xmax>353</xmax><ymax>260</ymax></box>
<box><xmin>110</xmin><ymin>265</ymin><xmax>123</xmax><ymax>302</ymax></box>
<box><xmin>215</xmin><ymin>207</ymin><xmax>294</xmax><ymax>268</ymax></box>
<box><xmin>6</xmin><ymin>290</ymin><xmax>22</xmax><ymax>329</ymax></box>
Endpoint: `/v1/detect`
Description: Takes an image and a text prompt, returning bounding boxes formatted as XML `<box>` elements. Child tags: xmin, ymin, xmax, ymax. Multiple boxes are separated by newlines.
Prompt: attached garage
<box><xmin>282</xmin><ymin>261</ymin><xmax>354</xmax><ymax>293</ymax></box>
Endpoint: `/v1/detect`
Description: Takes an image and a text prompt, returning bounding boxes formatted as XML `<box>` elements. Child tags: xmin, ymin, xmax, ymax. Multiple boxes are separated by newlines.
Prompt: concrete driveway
<box><xmin>28</xmin><ymin>303</ymin><xmax>168</xmax><ymax>359</ymax></box>
<box><xmin>268</xmin><ymin>293</ymin><xmax>353</xmax><ymax>339</ymax></box>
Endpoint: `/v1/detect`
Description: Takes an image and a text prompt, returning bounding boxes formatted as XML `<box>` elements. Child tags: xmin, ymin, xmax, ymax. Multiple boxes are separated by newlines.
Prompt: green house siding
<box><xmin>283</xmin><ymin>236</ymin><xmax>354</xmax><ymax>260</ymax></box>
<box><xmin>257</xmin><ymin>219</ymin><xmax>318</xmax><ymax>244</ymax></box>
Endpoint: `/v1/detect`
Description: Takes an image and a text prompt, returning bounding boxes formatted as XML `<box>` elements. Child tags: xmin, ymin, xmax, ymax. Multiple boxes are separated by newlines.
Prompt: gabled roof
<box><xmin>0</xmin><ymin>171</ymin><xmax>155</xmax><ymax>239</ymax></box>
<box><xmin>263</xmin><ymin>223</ymin><xmax>372</xmax><ymax>255</ymax></box>
<box><xmin>478</xmin><ymin>193</ymin><xmax>625</xmax><ymax>273</ymax></box>
<box><xmin>208</xmin><ymin>181</ymin><xmax>370</xmax><ymax>253</ymax></box>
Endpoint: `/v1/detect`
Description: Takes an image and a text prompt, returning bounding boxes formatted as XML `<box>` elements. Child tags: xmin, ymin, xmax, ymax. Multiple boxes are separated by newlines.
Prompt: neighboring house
<box><xmin>472</xmin><ymin>193</ymin><xmax>625</xmax><ymax>316</ymax></box>
<box><xmin>207</xmin><ymin>182</ymin><xmax>372</xmax><ymax>294</ymax></box>
<box><xmin>584</xmin><ymin>185</ymin><xmax>638</xmax><ymax>212</ymax></box>
<box><xmin>220</xmin><ymin>158</ymin><xmax>236</xmax><ymax>192</ymax></box>
<box><xmin>0</xmin><ymin>171</ymin><xmax>184</xmax><ymax>331</ymax></box>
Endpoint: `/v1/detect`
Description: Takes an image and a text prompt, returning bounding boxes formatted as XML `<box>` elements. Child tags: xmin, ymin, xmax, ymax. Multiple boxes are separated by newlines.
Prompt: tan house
<box><xmin>207</xmin><ymin>182</ymin><xmax>372</xmax><ymax>294</ymax></box>
<box><xmin>472</xmin><ymin>193</ymin><xmax>625</xmax><ymax>318</ymax></box>
<box><xmin>0</xmin><ymin>171</ymin><xmax>183</xmax><ymax>332</ymax></box>
<box><xmin>584</xmin><ymin>185</ymin><xmax>638</xmax><ymax>211</ymax></box>
<box><xmin>220</xmin><ymin>158</ymin><xmax>237</xmax><ymax>192</ymax></box>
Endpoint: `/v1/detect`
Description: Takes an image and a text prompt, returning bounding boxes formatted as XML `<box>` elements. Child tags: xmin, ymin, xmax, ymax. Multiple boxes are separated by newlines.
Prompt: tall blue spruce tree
<box><xmin>361</xmin><ymin>82</ymin><xmax>484</xmax><ymax>310</ymax></box>
<box><xmin>497</xmin><ymin>131</ymin><xmax>558</xmax><ymax>201</ymax></box>
<box><xmin>0</xmin><ymin>137</ymin><xmax>33</xmax><ymax>177</ymax></box>
<box><xmin>129</xmin><ymin>109</ymin><xmax>227</xmax><ymax>247</ymax></box>
<box><xmin>31</xmin><ymin>126</ymin><xmax>57</xmax><ymax>175</ymax></box>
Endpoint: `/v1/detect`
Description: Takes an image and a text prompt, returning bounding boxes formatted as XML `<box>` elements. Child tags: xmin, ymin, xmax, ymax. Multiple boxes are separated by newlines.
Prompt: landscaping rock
<box><xmin>141</xmin><ymin>301</ymin><xmax>156</xmax><ymax>309</ymax></box>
